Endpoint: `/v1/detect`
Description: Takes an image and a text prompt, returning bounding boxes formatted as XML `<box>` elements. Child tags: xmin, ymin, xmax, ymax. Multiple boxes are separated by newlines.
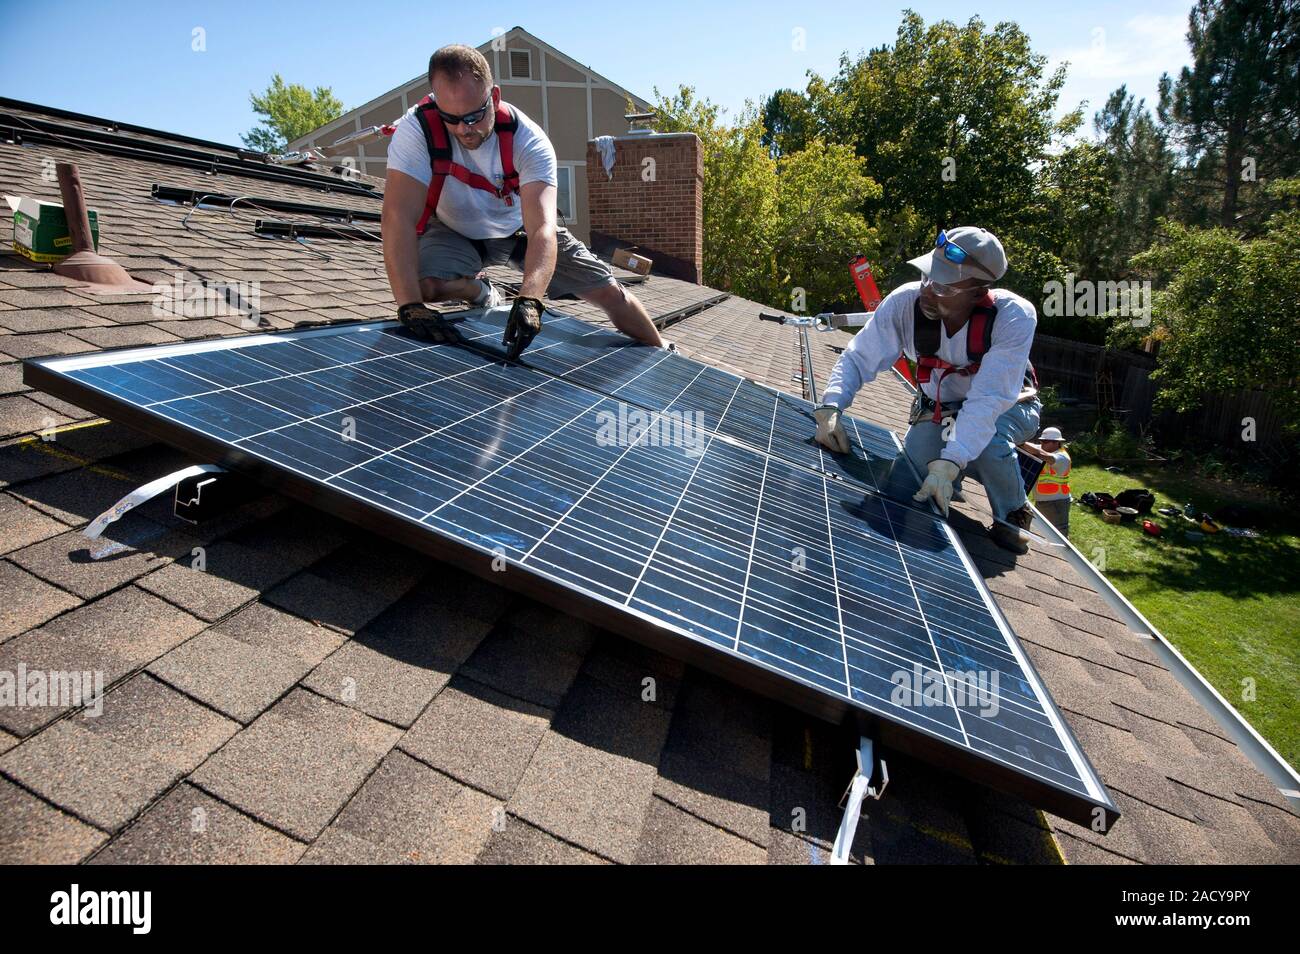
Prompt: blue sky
<box><xmin>2</xmin><ymin>0</ymin><xmax>1194</xmax><ymax>145</ymax></box>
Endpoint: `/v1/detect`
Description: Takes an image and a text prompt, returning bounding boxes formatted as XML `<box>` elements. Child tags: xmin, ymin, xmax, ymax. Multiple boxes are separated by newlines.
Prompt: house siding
<box><xmin>286</xmin><ymin>28</ymin><xmax>651</xmax><ymax>244</ymax></box>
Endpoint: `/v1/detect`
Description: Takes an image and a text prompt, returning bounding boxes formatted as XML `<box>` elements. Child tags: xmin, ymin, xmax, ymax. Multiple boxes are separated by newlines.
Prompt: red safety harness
<box><xmin>912</xmin><ymin>294</ymin><xmax>1037</xmax><ymax>422</ymax></box>
<box><xmin>412</xmin><ymin>94</ymin><xmax>521</xmax><ymax>235</ymax></box>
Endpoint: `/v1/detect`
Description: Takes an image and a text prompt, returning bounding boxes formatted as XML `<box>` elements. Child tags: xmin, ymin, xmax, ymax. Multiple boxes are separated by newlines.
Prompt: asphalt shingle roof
<box><xmin>1</xmin><ymin>99</ymin><xmax>1296</xmax><ymax>864</ymax></box>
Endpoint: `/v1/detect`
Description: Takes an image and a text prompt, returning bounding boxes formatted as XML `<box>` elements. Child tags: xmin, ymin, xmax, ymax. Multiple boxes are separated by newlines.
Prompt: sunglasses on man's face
<box><xmin>436</xmin><ymin>96</ymin><xmax>492</xmax><ymax>128</ymax></box>
<box><xmin>920</xmin><ymin>275</ymin><xmax>987</xmax><ymax>298</ymax></box>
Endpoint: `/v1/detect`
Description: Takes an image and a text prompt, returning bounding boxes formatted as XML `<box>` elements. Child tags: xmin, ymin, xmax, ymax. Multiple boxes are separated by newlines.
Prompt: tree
<box><xmin>760</xmin><ymin>89</ymin><xmax>816</xmax><ymax>158</ymax></box>
<box><xmin>1021</xmin><ymin>141</ymin><xmax>1115</xmax><ymax>340</ymax></box>
<box><xmin>652</xmin><ymin>86</ymin><xmax>776</xmax><ymax>298</ymax></box>
<box><xmin>1092</xmin><ymin>86</ymin><xmax>1178</xmax><ymax>276</ymax></box>
<box><xmin>652</xmin><ymin>86</ymin><xmax>878</xmax><ymax>311</ymax></box>
<box><xmin>1160</xmin><ymin>0</ymin><xmax>1300</xmax><ymax>230</ymax></box>
<box><xmin>799</xmin><ymin>11</ymin><xmax>1079</xmax><ymax>290</ymax></box>
<box><xmin>1116</xmin><ymin>181</ymin><xmax>1300</xmax><ymax>424</ymax></box>
<box><xmin>243</xmin><ymin>74</ymin><xmax>344</xmax><ymax>153</ymax></box>
<box><xmin>767</xmin><ymin>141</ymin><xmax>882</xmax><ymax>309</ymax></box>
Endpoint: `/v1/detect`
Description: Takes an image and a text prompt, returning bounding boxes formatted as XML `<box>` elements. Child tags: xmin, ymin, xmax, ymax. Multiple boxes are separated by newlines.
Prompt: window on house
<box><xmin>556</xmin><ymin>166</ymin><xmax>574</xmax><ymax>221</ymax></box>
<box><xmin>509</xmin><ymin>50</ymin><xmax>532</xmax><ymax>80</ymax></box>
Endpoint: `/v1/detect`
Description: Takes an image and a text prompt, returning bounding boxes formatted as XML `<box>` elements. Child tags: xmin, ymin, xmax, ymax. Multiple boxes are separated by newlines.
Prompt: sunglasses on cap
<box><xmin>934</xmin><ymin>230</ymin><xmax>998</xmax><ymax>280</ymax></box>
<box><xmin>435</xmin><ymin>96</ymin><xmax>493</xmax><ymax>127</ymax></box>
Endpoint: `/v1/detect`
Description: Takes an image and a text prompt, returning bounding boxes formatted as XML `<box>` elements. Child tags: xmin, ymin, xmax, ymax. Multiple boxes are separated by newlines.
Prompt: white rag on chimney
<box><xmin>593</xmin><ymin>136</ymin><xmax>616</xmax><ymax>179</ymax></box>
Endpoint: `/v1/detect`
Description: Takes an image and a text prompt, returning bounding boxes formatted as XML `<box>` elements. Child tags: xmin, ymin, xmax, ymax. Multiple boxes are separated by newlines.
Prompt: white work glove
<box><xmin>813</xmin><ymin>405</ymin><xmax>850</xmax><ymax>454</ymax></box>
<box><xmin>913</xmin><ymin>459</ymin><xmax>961</xmax><ymax>515</ymax></box>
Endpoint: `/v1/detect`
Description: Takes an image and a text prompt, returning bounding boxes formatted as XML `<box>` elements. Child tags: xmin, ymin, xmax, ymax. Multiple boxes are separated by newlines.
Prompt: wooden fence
<box><xmin>1157</xmin><ymin>388</ymin><xmax>1288</xmax><ymax>447</ymax></box>
<box><xmin>1029</xmin><ymin>333</ymin><xmax>1285</xmax><ymax>447</ymax></box>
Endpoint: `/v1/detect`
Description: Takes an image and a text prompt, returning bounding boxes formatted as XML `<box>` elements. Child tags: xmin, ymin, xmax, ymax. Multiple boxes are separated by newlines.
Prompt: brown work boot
<box><xmin>990</xmin><ymin>504</ymin><xmax>1032</xmax><ymax>555</ymax></box>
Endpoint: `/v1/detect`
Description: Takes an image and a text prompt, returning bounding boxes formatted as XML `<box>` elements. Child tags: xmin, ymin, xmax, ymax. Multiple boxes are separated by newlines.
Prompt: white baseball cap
<box><xmin>1039</xmin><ymin>427</ymin><xmax>1065</xmax><ymax>442</ymax></box>
<box><xmin>908</xmin><ymin>226</ymin><xmax>1008</xmax><ymax>285</ymax></box>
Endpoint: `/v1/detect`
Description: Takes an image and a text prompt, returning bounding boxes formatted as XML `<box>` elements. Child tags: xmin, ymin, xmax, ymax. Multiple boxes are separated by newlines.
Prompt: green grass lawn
<box><xmin>1061</xmin><ymin>463</ymin><xmax>1300</xmax><ymax>772</ymax></box>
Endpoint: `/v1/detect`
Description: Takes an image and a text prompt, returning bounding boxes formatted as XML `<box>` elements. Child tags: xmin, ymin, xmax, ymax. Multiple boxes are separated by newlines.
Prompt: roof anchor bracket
<box><xmin>830</xmin><ymin>735</ymin><xmax>889</xmax><ymax>865</ymax></box>
<box><xmin>82</xmin><ymin>464</ymin><xmax>225</xmax><ymax>557</ymax></box>
<box><xmin>174</xmin><ymin>468</ymin><xmax>262</xmax><ymax>524</ymax></box>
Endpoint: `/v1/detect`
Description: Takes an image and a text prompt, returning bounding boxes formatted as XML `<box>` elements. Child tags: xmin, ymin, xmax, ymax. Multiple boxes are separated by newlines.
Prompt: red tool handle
<box><xmin>848</xmin><ymin>255</ymin><xmax>915</xmax><ymax>386</ymax></box>
<box><xmin>850</xmin><ymin>255</ymin><xmax>882</xmax><ymax>311</ymax></box>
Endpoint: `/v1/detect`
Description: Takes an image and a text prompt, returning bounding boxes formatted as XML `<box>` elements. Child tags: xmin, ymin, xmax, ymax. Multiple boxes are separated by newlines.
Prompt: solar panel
<box><xmin>1018</xmin><ymin>449</ymin><xmax>1047</xmax><ymax>496</ymax></box>
<box><xmin>24</xmin><ymin>309</ymin><xmax>1116</xmax><ymax>827</ymax></box>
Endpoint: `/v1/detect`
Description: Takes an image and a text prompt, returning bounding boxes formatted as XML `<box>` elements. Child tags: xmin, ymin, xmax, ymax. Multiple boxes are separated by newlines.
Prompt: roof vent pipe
<box><xmin>624</xmin><ymin>112</ymin><xmax>657</xmax><ymax>136</ymax></box>
<box><xmin>51</xmin><ymin>162</ymin><xmax>154</xmax><ymax>294</ymax></box>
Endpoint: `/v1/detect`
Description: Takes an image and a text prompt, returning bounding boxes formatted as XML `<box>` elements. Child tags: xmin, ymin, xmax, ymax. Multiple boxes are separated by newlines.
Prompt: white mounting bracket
<box><xmin>830</xmin><ymin>736</ymin><xmax>889</xmax><ymax>865</ymax></box>
<box><xmin>82</xmin><ymin>464</ymin><xmax>225</xmax><ymax>557</ymax></box>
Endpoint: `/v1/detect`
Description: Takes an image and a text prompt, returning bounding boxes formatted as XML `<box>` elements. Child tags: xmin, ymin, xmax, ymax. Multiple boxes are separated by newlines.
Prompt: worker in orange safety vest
<box><xmin>1025</xmin><ymin>426</ymin><xmax>1072</xmax><ymax>534</ymax></box>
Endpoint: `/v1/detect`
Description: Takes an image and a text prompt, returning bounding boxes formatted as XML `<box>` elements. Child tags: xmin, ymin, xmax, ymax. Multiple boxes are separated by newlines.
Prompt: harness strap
<box><xmin>914</xmin><ymin>294</ymin><xmax>997</xmax><ymax>421</ymax></box>
<box><xmin>413</xmin><ymin>96</ymin><xmax>521</xmax><ymax>236</ymax></box>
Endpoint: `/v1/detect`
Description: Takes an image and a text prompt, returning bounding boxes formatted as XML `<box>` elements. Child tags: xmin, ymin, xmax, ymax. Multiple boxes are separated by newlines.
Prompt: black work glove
<box><xmin>503</xmin><ymin>296</ymin><xmax>544</xmax><ymax>360</ymax></box>
<box><xmin>398</xmin><ymin>302</ymin><xmax>463</xmax><ymax>345</ymax></box>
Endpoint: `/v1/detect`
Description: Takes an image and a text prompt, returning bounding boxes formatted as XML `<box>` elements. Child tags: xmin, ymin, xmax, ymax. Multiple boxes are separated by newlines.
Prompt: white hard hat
<box><xmin>1039</xmin><ymin>426</ymin><xmax>1065</xmax><ymax>442</ymax></box>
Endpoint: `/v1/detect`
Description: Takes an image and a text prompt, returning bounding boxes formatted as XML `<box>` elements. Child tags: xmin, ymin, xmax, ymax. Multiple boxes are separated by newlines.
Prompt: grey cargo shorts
<box><xmin>417</xmin><ymin>219</ymin><xmax>616</xmax><ymax>298</ymax></box>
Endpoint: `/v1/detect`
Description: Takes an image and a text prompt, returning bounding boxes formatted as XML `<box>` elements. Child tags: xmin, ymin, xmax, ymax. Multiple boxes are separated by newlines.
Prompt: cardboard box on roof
<box><xmin>612</xmin><ymin>247</ymin><xmax>652</xmax><ymax>276</ymax></box>
<box><xmin>6</xmin><ymin>195</ymin><xmax>99</xmax><ymax>263</ymax></box>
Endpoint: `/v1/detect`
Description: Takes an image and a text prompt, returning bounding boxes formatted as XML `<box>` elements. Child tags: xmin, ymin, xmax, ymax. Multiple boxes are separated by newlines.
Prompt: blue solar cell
<box><xmin>1019</xmin><ymin>449</ymin><xmax>1046</xmax><ymax>495</ymax></box>
<box><xmin>25</xmin><ymin>312</ymin><xmax>1116</xmax><ymax>826</ymax></box>
<box><xmin>454</xmin><ymin>306</ymin><xmax>901</xmax><ymax>493</ymax></box>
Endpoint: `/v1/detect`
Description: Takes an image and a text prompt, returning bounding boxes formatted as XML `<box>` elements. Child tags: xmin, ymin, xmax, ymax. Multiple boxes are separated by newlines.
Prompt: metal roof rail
<box><xmin>0</xmin><ymin>95</ymin><xmax>254</xmax><ymax>155</ymax></box>
<box><xmin>319</xmin><ymin>126</ymin><xmax>391</xmax><ymax>157</ymax></box>
<box><xmin>151</xmin><ymin>185</ymin><xmax>381</xmax><ymax>223</ymax></box>
<box><xmin>1</xmin><ymin>111</ymin><xmax>380</xmax><ymax>197</ymax></box>
<box><xmin>254</xmin><ymin>219</ymin><xmax>380</xmax><ymax>241</ymax></box>
<box><xmin>649</xmin><ymin>293</ymin><xmax>730</xmax><ymax>330</ymax></box>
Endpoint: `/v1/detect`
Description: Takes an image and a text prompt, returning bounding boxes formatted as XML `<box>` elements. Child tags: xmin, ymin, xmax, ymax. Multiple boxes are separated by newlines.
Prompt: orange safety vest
<box><xmin>1036</xmin><ymin>451</ymin><xmax>1071</xmax><ymax>500</ymax></box>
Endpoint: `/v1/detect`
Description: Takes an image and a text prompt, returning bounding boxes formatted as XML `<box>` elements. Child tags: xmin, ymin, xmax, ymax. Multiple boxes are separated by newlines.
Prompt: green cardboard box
<box><xmin>5</xmin><ymin>195</ymin><xmax>99</xmax><ymax>264</ymax></box>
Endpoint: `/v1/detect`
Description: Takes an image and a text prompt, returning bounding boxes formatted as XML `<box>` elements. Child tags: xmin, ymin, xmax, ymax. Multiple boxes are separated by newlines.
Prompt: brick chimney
<box><xmin>585</xmin><ymin>132</ymin><xmax>703</xmax><ymax>284</ymax></box>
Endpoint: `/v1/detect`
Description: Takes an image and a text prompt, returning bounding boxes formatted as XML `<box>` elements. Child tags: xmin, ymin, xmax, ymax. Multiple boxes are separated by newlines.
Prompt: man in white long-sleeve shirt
<box><xmin>814</xmin><ymin>227</ymin><xmax>1041</xmax><ymax>554</ymax></box>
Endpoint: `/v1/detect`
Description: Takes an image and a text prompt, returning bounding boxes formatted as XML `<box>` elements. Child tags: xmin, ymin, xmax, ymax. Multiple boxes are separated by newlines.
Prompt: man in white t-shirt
<box><xmin>382</xmin><ymin>44</ymin><xmax>663</xmax><ymax>357</ymax></box>
<box><xmin>813</xmin><ymin>227</ymin><xmax>1042</xmax><ymax>554</ymax></box>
